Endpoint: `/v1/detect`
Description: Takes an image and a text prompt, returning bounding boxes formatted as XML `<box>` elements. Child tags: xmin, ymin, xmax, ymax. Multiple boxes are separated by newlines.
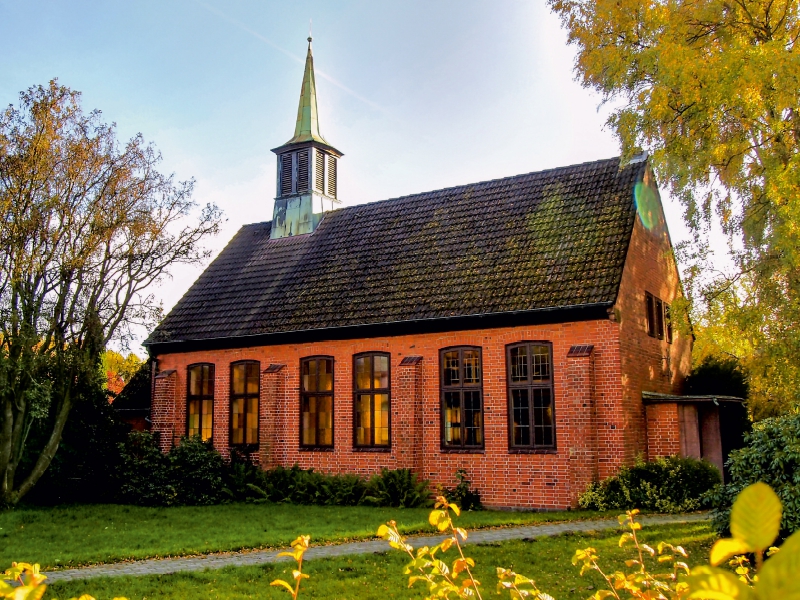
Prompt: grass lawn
<box><xmin>45</xmin><ymin>521</ymin><xmax>717</xmax><ymax>600</ymax></box>
<box><xmin>0</xmin><ymin>503</ymin><xmax>604</xmax><ymax>569</ymax></box>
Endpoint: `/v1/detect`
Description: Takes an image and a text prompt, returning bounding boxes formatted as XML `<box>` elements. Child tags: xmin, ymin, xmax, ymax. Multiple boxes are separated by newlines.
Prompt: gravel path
<box><xmin>45</xmin><ymin>513</ymin><xmax>709</xmax><ymax>582</ymax></box>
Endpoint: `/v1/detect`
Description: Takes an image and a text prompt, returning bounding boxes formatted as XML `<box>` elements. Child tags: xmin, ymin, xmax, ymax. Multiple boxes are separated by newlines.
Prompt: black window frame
<box><xmin>645</xmin><ymin>291</ymin><xmax>672</xmax><ymax>343</ymax></box>
<box><xmin>186</xmin><ymin>363</ymin><xmax>215</xmax><ymax>442</ymax></box>
<box><xmin>506</xmin><ymin>342</ymin><xmax>557</xmax><ymax>452</ymax></box>
<box><xmin>299</xmin><ymin>356</ymin><xmax>335</xmax><ymax>450</ymax></box>
<box><xmin>439</xmin><ymin>346</ymin><xmax>484</xmax><ymax>452</ymax></box>
<box><xmin>229</xmin><ymin>360</ymin><xmax>260</xmax><ymax>449</ymax></box>
<box><xmin>353</xmin><ymin>352</ymin><xmax>392</xmax><ymax>450</ymax></box>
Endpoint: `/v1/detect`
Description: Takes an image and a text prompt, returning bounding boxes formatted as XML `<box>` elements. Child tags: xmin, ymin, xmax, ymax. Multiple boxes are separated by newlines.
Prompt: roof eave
<box><xmin>144</xmin><ymin>301</ymin><xmax>614</xmax><ymax>356</ymax></box>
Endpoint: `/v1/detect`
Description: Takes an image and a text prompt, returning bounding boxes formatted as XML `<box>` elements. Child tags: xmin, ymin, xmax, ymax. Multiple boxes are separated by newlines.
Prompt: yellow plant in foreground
<box><xmin>270</xmin><ymin>535</ymin><xmax>311</xmax><ymax>599</ymax></box>
<box><xmin>0</xmin><ymin>562</ymin><xmax>126</xmax><ymax>600</ymax></box>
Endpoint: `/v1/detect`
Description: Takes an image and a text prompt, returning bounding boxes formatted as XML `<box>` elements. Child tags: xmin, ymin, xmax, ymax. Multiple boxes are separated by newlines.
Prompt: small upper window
<box><xmin>187</xmin><ymin>364</ymin><xmax>214</xmax><ymax>441</ymax></box>
<box><xmin>354</xmin><ymin>353</ymin><xmax>390</xmax><ymax>448</ymax></box>
<box><xmin>300</xmin><ymin>357</ymin><xmax>334</xmax><ymax>448</ymax></box>
<box><xmin>230</xmin><ymin>361</ymin><xmax>259</xmax><ymax>446</ymax></box>
<box><xmin>507</xmin><ymin>343</ymin><xmax>555</xmax><ymax>450</ymax></box>
<box><xmin>440</xmin><ymin>347</ymin><xmax>483</xmax><ymax>450</ymax></box>
<box><xmin>645</xmin><ymin>292</ymin><xmax>672</xmax><ymax>343</ymax></box>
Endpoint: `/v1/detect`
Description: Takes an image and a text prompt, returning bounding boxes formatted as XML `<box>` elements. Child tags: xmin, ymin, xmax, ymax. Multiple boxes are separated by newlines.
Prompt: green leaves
<box><xmin>685</xmin><ymin>566</ymin><xmax>756</xmax><ymax>599</ymax></box>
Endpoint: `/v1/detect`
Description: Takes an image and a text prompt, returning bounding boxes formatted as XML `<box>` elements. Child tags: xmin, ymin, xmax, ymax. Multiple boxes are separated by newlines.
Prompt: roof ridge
<box><xmin>321</xmin><ymin>155</ymin><xmax>626</xmax><ymax>217</ymax></box>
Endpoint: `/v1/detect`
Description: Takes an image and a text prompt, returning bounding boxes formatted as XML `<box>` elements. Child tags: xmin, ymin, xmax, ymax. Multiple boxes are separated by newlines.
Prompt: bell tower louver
<box><xmin>270</xmin><ymin>37</ymin><xmax>343</xmax><ymax>239</ymax></box>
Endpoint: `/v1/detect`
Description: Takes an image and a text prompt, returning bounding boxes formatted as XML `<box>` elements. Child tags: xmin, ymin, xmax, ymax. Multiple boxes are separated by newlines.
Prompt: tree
<box><xmin>0</xmin><ymin>81</ymin><xmax>222</xmax><ymax>504</ymax></box>
<box><xmin>548</xmin><ymin>0</ymin><xmax>800</xmax><ymax>415</ymax></box>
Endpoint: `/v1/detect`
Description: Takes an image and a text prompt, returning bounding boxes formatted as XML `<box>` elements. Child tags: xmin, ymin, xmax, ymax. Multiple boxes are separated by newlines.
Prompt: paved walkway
<box><xmin>45</xmin><ymin>513</ymin><xmax>709</xmax><ymax>582</ymax></box>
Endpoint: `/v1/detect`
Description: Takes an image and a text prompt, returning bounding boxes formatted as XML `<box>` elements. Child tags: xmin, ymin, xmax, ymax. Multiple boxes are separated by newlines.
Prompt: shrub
<box><xmin>441</xmin><ymin>468</ymin><xmax>482</xmax><ymax>511</ymax></box>
<box><xmin>579</xmin><ymin>455</ymin><xmax>721</xmax><ymax>513</ymax></box>
<box><xmin>116</xmin><ymin>431</ymin><xmax>175</xmax><ymax>506</ymax></box>
<box><xmin>707</xmin><ymin>412</ymin><xmax>800</xmax><ymax>537</ymax></box>
<box><xmin>364</xmin><ymin>468</ymin><xmax>432</xmax><ymax>508</ymax></box>
<box><xmin>168</xmin><ymin>436</ymin><xmax>227</xmax><ymax>505</ymax></box>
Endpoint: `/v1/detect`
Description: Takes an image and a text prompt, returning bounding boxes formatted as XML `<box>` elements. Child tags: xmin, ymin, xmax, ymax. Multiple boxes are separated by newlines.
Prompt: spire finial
<box><xmin>308</xmin><ymin>18</ymin><xmax>312</xmax><ymax>44</ymax></box>
<box><xmin>284</xmin><ymin>35</ymin><xmax>327</xmax><ymax>146</ymax></box>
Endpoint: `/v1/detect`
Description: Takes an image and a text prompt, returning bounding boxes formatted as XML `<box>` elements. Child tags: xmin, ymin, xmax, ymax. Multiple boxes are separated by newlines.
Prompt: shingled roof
<box><xmin>145</xmin><ymin>156</ymin><xmax>645</xmax><ymax>351</ymax></box>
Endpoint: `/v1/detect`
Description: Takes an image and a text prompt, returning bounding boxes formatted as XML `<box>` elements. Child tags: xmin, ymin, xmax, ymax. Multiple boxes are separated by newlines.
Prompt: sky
<box><xmin>0</xmin><ymin>0</ymin><xmax>691</xmax><ymax>355</ymax></box>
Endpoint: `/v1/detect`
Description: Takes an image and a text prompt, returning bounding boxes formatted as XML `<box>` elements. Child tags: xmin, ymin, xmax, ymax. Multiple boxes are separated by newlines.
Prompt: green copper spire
<box><xmin>285</xmin><ymin>37</ymin><xmax>328</xmax><ymax>146</ymax></box>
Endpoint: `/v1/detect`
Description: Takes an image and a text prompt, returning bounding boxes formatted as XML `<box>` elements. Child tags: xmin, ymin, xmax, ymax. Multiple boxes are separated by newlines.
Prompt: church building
<box><xmin>144</xmin><ymin>39</ymin><xmax>734</xmax><ymax>508</ymax></box>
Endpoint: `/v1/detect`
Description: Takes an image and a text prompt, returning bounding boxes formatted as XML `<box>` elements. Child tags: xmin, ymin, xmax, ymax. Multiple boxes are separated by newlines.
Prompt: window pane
<box><xmin>374</xmin><ymin>393</ymin><xmax>389</xmax><ymax>446</ymax></box>
<box><xmin>510</xmin><ymin>346</ymin><xmax>528</xmax><ymax>383</ymax></box>
<box><xmin>646</xmin><ymin>293</ymin><xmax>656</xmax><ymax>336</ymax></box>
<box><xmin>463</xmin><ymin>350</ymin><xmax>481</xmax><ymax>384</ymax></box>
<box><xmin>201</xmin><ymin>399</ymin><xmax>213</xmax><ymax>441</ymax></box>
<box><xmin>246</xmin><ymin>363</ymin><xmax>259</xmax><ymax>395</ymax></box>
<box><xmin>189</xmin><ymin>367</ymin><xmax>201</xmax><ymax>396</ymax></box>
<box><xmin>511</xmin><ymin>389</ymin><xmax>530</xmax><ymax>446</ymax></box>
<box><xmin>232</xmin><ymin>364</ymin><xmax>245</xmax><ymax>396</ymax></box>
<box><xmin>533</xmin><ymin>388</ymin><xmax>554</xmax><ymax>447</ymax></box>
<box><xmin>463</xmin><ymin>390</ymin><xmax>482</xmax><ymax>445</ymax></box>
<box><xmin>531</xmin><ymin>346</ymin><xmax>551</xmax><ymax>381</ymax></box>
<box><xmin>188</xmin><ymin>400</ymin><xmax>201</xmax><ymax>437</ymax></box>
<box><xmin>655</xmin><ymin>298</ymin><xmax>665</xmax><ymax>339</ymax></box>
<box><xmin>374</xmin><ymin>355</ymin><xmax>389</xmax><ymax>389</ymax></box>
<box><xmin>201</xmin><ymin>365</ymin><xmax>212</xmax><ymax>396</ymax></box>
<box><xmin>231</xmin><ymin>398</ymin><xmax>244</xmax><ymax>444</ymax></box>
<box><xmin>318</xmin><ymin>395</ymin><xmax>333</xmax><ymax>445</ymax></box>
<box><xmin>443</xmin><ymin>391</ymin><xmax>461</xmax><ymax>444</ymax></box>
<box><xmin>319</xmin><ymin>359</ymin><xmax>333</xmax><ymax>392</ymax></box>
<box><xmin>356</xmin><ymin>394</ymin><xmax>371</xmax><ymax>446</ymax></box>
<box><xmin>246</xmin><ymin>397</ymin><xmax>258</xmax><ymax>444</ymax></box>
<box><xmin>356</xmin><ymin>356</ymin><xmax>371</xmax><ymax>391</ymax></box>
<box><xmin>301</xmin><ymin>397</ymin><xmax>316</xmax><ymax>445</ymax></box>
<box><xmin>302</xmin><ymin>360</ymin><xmax>316</xmax><ymax>392</ymax></box>
<box><xmin>443</xmin><ymin>351</ymin><xmax>460</xmax><ymax>386</ymax></box>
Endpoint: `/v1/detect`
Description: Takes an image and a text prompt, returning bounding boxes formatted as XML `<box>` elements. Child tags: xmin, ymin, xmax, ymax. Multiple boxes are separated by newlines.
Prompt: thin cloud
<box><xmin>196</xmin><ymin>1</ymin><xmax>387</xmax><ymax>113</ymax></box>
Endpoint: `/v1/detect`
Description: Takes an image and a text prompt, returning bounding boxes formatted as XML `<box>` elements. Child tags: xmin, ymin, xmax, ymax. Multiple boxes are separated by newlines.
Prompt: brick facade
<box><xmin>152</xmin><ymin>304</ymin><xmax>690</xmax><ymax>509</ymax></box>
<box><xmin>148</xmin><ymin>168</ymin><xmax>692</xmax><ymax>510</ymax></box>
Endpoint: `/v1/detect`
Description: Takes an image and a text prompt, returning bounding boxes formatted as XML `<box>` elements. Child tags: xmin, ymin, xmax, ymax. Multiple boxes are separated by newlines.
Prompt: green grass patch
<box><xmin>46</xmin><ymin>522</ymin><xmax>716</xmax><ymax>600</ymax></box>
<box><xmin>0</xmin><ymin>503</ymin><xmax>602</xmax><ymax>569</ymax></box>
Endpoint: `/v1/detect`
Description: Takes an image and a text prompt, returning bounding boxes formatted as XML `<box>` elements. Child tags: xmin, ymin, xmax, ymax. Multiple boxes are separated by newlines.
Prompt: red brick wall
<box><xmin>153</xmin><ymin>320</ymin><xmax>627</xmax><ymax>509</ymax></box>
<box><xmin>613</xmin><ymin>166</ymin><xmax>692</xmax><ymax>466</ymax></box>
<box><xmin>645</xmin><ymin>403</ymin><xmax>681</xmax><ymax>458</ymax></box>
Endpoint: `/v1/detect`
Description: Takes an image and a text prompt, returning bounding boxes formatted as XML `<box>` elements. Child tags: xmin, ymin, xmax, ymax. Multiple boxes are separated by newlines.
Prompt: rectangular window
<box><xmin>327</xmin><ymin>155</ymin><xmax>337</xmax><ymax>198</ymax></box>
<box><xmin>230</xmin><ymin>361</ymin><xmax>260</xmax><ymax>446</ymax></box>
<box><xmin>440</xmin><ymin>347</ymin><xmax>483</xmax><ymax>450</ymax></box>
<box><xmin>507</xmin><ymin>343</ymin><xmax>555</xmax><ymax>450</ymax></box>
<box><xmin>187</xmin><ymin>364</ymin><xmax>214</xmax><ymax>441</ymax></box>
<box><xmin>315</xmin><ymin>149</ymin><xmax>325</xmax><ymax>191</ymax></box>
<box><xmin>300</xmin><ymin>357</ymin><xmax>334</xmax><ymax>448</ymax></box>
<box><xmin>645</xmin><ymin>291</ymin><xmax>672</xmax><ymax>343</ymax></box>
<box><xmin>280</xmin><ymin>153</ymin><xmax>293</xmax><ymax>196</ymax></box>
<box><xmin>297</xmin><ymin>149</ymin><xmax>309</xmax><ymax>192</ymax></box>
<box><xmin>354</xmin><ymin>353</ymin><xmax>390</xmax><ymax>448</ymax></box>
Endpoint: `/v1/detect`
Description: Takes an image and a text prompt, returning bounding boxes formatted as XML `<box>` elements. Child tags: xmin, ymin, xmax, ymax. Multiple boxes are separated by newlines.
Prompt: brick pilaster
<box><xmin>152</xmin><ymin>369</ymin><xmax>177</xmax><ymax>453</ymax></box>
<box><xmin>565</xmin><ymin>347</ymin><xmax>598</xmax><ymax>506</ymax></box>
<box><xmin>395</xmin><ymin>356</ymin><xmax>423</xmax><ymax>472</ymax></box>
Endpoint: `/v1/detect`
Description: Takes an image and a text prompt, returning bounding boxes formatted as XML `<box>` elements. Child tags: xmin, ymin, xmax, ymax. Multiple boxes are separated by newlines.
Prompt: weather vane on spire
<box><xmin>308</xmin><ymin>18</ymin><xmax>312</xmax><ymax>43</ymax></box>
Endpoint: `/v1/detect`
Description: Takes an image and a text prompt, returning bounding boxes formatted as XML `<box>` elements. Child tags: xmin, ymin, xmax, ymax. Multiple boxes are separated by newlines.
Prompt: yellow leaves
<box><xmin>729</xmin><ymin>483</ymin><xmax>782</xmax><ymax>553</ymax></box>
<box><xmin>685</xmin><ymin>566</ymin><xmax>756</xmax><ymax>600</ymax></box>
<box><xmin>271</xmin><ymin>535</ymin><xmax>311</xmax><ymax>598</ymax></box>
<box><xmin>709</xmin><ymin>538</ymin><xmax>752</xmax><ymax>567</ymax></box>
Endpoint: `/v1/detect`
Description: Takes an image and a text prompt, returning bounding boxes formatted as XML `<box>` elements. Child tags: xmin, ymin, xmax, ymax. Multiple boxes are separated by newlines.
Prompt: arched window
<box><xmin>440</xmin><ymin>347</ymin><xmax>483</xmax><ymax>450</ymax></box>
<box><xmin>353</xmin><ymin>353</ymin><xmax>390</xmax><ymax>448</ymax></box>
<box><xmin>187</xmin><ymin>364</ymin><xmax>214</xmax><ymax>441</ymax></box>
<box><xmin>506</xmin><ymin>342</ymin><xmax>556</xmax><ymax>450</ymax></box>
<box><xmin>230</xmin><ymin>361</ymin><xmax>260</xmax><ymax>446</ymax></box>
<box><xmin>300</xmin><ymin>356</ymin><xmax>334</xmax><ymax>448</ymax></box>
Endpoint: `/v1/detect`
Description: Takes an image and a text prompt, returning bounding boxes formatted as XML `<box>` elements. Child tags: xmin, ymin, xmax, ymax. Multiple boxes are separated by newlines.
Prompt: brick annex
<box><xmin>144</xmin><ymin>39</ymin><xmax>731</xmax><ymax>509</ymax></box>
